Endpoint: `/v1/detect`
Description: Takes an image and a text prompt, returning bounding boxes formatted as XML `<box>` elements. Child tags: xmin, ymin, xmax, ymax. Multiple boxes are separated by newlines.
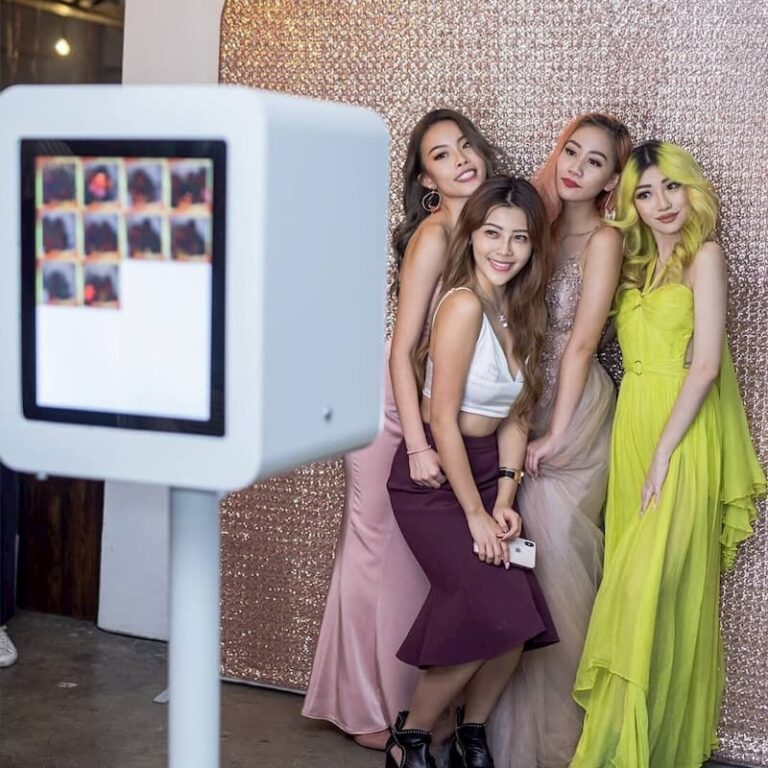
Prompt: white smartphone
<box><xmin>473</xmin><ymin>537</ymin><xmax>536</xmax><ymax>569</ymax></box>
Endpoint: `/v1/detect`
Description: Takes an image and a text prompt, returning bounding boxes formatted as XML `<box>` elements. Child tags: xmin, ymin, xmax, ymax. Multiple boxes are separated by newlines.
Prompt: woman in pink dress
<box><xmin>302</xmin><ymin>108</ymin><xmax>502</xmax><ymax>749</ymax></box>
<box><xmin>488</xmin><ymin>113</ymin><xmax>632</xmax><ymax>767</ymax></box>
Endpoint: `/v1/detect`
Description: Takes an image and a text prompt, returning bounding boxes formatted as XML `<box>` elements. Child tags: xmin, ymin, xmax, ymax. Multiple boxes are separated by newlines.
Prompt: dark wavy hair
<box><xmin>392</xmin><ymin>109</ymin><xmax>503</xmax><ymax>271</ymax></box>
<box><xmin>418</xmin><ymin>176</ymin><xmax>551</xmax><ymax>422</ymax></box>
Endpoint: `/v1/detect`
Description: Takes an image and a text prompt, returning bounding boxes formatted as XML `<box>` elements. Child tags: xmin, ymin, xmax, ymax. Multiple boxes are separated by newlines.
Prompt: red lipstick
<box><xmin>561</xmin><ymin>177</ymin><xmax>581</xmax><ymax>189</ymax></box>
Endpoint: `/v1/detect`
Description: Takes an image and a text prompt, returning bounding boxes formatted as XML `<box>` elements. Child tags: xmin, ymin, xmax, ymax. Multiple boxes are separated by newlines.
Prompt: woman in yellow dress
<box><xmin>570</xmin><ymin>140</ymin><xmax>766</xmax><ymax>768</ymax></box>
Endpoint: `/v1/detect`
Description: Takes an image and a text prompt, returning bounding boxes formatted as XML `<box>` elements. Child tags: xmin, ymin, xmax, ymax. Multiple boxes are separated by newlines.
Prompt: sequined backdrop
<box><xmin>218</xmin><ymin>2</ymin><xmax>768</xmax><ymax>764</ymax></box>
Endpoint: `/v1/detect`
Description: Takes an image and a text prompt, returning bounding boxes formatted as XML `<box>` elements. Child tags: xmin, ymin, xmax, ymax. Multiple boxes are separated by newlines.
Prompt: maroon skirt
<box><xmin>387</xmin><ymin>426</ymin><xmax>558</xmax><ymax>667</ymax></box>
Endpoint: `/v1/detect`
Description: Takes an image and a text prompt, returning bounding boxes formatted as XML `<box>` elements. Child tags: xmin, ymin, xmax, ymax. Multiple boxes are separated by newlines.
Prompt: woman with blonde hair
<box><xmin>571</xmin><ymin>141</ymin><xmax>765</xmax><ymax>767</ymax></box>
<box><xmin>489</xmin><ymin>112</ymin><xmax>631</xmax><ymax>767</ymax></box>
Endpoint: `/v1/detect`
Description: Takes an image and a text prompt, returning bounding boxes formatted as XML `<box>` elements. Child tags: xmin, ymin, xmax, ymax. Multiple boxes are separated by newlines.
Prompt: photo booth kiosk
<box><xmin>0</xmin><ymin>84</ymin><xmax>390</xmax><ymax>767</ymax></box>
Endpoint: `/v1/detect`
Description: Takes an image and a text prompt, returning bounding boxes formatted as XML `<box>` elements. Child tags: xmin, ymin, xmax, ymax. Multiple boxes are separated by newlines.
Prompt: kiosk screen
<box><xmin>20</xmin><ymin>139</ymin><xmax>226</xmax><ymax>435</ymax></box>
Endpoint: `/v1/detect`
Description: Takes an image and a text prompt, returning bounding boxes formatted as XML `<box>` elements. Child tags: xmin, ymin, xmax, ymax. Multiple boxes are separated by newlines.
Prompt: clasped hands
<box><xmin>468</xmin><ymin>505</ymin><xmax>522</xmax><ymax>569</ymax></box>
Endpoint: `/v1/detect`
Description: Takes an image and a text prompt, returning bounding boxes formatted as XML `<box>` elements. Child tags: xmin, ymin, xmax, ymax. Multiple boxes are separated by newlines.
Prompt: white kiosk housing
<box><xmin>0</xmin><ymin>85</ymin><xmax>390</xmax><ymax>767</ymax></box>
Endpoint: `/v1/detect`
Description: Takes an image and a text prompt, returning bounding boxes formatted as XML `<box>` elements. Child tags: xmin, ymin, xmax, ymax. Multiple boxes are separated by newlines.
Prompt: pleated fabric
<box><xmin>302</xmin><ymin>343</ymin><xmax>429</xmax><ymax>735</ymax></box>
<box><xmin>489</xmin><ymin>236</ymin><xmax>616</xmax><ymax>768</ymax></box>
<box><xmin>571</xmin><ymin>283</ymin><xmax>765</xmax><ymax>768</ymax></box>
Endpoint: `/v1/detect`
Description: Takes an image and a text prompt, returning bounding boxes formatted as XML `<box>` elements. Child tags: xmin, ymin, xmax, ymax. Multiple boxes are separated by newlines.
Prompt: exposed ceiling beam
<box><xmin>3</xmin><ymin>0</ymin><xmax>124</xmax><ymax>28</ymax></box>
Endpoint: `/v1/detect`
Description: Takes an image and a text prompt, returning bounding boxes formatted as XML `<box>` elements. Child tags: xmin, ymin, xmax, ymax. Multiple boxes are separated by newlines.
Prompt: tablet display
<box><xmin>21</xmin><ymin>139</ymin><xmax>226</xmax><ymax>435</ymax></box>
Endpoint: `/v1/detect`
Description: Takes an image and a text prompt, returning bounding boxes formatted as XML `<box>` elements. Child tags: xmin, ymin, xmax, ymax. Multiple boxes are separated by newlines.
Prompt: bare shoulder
<box><xmin>690</xmin><ymin>241</ymin><xmax>726</xmax><ymax>281</ymax></box>
<box><xmin>585</xmin><ymin>225</ymin><xmax>622</xmax><ymax>258</ymax></box>
<box><xmin>582</xmin><ymin>224</ymin><xmax>622</xmax><ymax>278</ymax></box>
<box><xmin>406</xmin><ymin>217</ymin><xmax>451</xmax><ymax>264</ymax></box>
<box><xmin>441</xmin><ymin>287</ymin><xmax>482</xmax><ymax>316</ymax></box>
<box><xmin>434</xmin><ymin>287</ymin><xmax>483</xmax><ymax>328</ymax></box>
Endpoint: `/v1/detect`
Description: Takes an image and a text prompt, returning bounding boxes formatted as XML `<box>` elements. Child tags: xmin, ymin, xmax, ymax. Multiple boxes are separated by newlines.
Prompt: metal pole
<box><xmin>168</xmin><ymin>488</ymin><xmax>221</xmax><ymax>768</ymax></box>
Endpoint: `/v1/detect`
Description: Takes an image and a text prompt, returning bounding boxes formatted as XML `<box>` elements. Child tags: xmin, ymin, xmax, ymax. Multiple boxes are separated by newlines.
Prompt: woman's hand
<box><xmin>525</xmin><ymin>432</ymin><xmax>562</xmax><ymax>479</ymax></box>
<box><xmin>408</xmin><ymin>448</ymin><xmax>446</xmax><ymax>488</ymax></box>
<box><xmin>492</xmin><ymin>505</ymin><xmax>522</xmax><ymax>543</ymax></box>
<box><xmin>467</xmin><ymin>512</ymin><xmax>507</xmax><ymax>567</ymax></box>
<box><xmin>640</xmin><ymin>452</ymin><xmax>670</xmax><ymax>515</ymax></box>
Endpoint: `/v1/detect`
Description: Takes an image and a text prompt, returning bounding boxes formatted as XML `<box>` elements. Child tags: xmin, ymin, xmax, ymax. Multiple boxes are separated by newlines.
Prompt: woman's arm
<box><xmin>526</xmin><ymin>226</ymin><xmax>623</xmax><ymax>478</ymax></box>
<box><xmin>640</xmin><ymin>242</ymin><xmax>726</xmax><ymax>513</ymax></box>
<box><xmin>492</xmin><ymin>417</ymin><xmax>527</xmax><ymax>550</ymax></box>
<box><xmin>428</xmin><ymin>291</ymin><xmax>506</xmax><ymax>566</ymax></box>
<box><xmin>390</xmin><ymin>222</ymin><xmax>448</xmax><ymax>488</ymax></box>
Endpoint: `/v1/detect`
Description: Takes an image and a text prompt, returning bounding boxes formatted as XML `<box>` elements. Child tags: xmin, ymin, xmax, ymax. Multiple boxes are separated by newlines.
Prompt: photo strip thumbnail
<box><xmin>83</xmin><ymin>263</ymin><xmax>120</xmax><ymax>309</ymax></box>
<box><xmin>39</xmin><ymin>159</ymin><xmax>78</xmax><ymax>207</ymax></box>
<box><xmin>170</xmin><ymin>160</ymin><xmax>212</xmax><ymax>210</ymax></box>
<box><xmin>40</xmin><ymin>261</ymin><xmax>79</xmax><ymax>306</ymax></box>
<box><xmin>84</xmin><ymin>160</ymin><xmax>121</xmax><ymax>207</ymax></box>
<box><xmin>40</xmin><ymin>211</ymin><xmax>79</xmax><ymax>260</ymax></box>
<box><xmin>171</xmin><ymin>215</ymin><xmax>211</xmax><ymax>262</ymax></box>
<box><xmin>127</xmin><ymin>215</ymin><xmax>165</xmax><ymax>260</ymax></box>
<box><xmin>84</xmin><ymin>212</ymin><xmax>122</xmax><ymax>261</ymax></box>
<box><xmin>127</xmin><ymin>161</ymin><xmax>164</xmax><ymax>208</ymax></box>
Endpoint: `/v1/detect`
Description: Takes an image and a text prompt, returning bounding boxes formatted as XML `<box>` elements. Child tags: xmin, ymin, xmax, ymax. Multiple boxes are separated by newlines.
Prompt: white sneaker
<box><xmin>0</xmin><ymin>626</ymin><xmax>18</xmax><ymax>667</ymax></box>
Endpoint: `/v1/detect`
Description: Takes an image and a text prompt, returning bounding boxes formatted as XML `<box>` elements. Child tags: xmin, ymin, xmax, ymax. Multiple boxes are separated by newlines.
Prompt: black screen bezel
<box><xmin>20</xmin><ymin>138</ymin><xmax>226</xmax><ymax>437</ymax></box>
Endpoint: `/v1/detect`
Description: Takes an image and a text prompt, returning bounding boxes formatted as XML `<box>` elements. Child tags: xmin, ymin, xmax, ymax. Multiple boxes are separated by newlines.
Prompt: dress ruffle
<box><xmin>718</xmin><ymin>341</ymin><xmax>766</xmax><ymax>571</ymax></box>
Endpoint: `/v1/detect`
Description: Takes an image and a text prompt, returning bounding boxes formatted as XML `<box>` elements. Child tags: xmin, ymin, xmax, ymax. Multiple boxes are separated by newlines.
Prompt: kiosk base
<box><xmin>169</xmin><ymin>488</ymin><xmax>221</xmax><ymax>768</ymax></box>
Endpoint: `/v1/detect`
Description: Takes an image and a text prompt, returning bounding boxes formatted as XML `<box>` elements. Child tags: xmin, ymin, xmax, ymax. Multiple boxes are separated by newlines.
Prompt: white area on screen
<box><xmin>37</xmin><ymin>260</ymin><xmax>212</xmax><ymax>421</ymax></box>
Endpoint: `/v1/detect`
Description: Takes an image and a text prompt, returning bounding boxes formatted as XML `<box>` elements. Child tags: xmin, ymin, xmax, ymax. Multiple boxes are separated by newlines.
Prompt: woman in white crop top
<box><xmin>303</xmin><ymin>110</ymin><xmax>504</xmax><ymax>751</ymax></box>
<box><xmin>385</xmin><ymin>177</ymin><xmax>558</xmax><ymax>768</ymax></box>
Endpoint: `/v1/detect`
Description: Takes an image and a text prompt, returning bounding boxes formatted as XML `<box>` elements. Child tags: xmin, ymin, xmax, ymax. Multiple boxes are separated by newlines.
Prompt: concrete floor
<box><xmin>0</xmin><ymin>610</ymin><xmax>380</xmax><ymax>768</ymax></box>
<box><xmin>0</xmin><ymin>611</ymin><xmax>744</xmax><ymax>768</ymax></box>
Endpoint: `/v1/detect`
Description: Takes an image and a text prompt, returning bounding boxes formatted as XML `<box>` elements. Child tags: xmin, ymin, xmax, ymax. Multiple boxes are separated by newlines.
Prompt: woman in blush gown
<box><xmin>302</xmin><ymin>109</ymin><xmax>502</xmax><ymax>750</ymax></box>
<box><xmin>489</xmin><ymin>113</ymin><xmax>632</xmax><ymax>768</ymax></box>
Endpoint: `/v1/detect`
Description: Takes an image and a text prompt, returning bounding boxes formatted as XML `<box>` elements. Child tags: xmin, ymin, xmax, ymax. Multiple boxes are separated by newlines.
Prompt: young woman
<box><xmin>571</xmin><ymin>141</ymin><xmax>766</xmax><ymax>767</ymax></box>
<box><xmin>488</xmin><ymin>113</ymin><xmax>632</xmax><ymax>768</ymax></box>
<box><xmin>302</xmin><ymin>109</ymin><xmax>501</xmax><ymax>750</ymax></box>
<box><xmin>386</xmin><ymin>176</ymin><xmax>558</xmax><ymax>768</ymax></box>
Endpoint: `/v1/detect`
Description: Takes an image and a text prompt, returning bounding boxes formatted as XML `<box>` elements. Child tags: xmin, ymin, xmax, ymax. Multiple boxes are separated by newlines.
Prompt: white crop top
<box><xmin>422</xmin><ymin>287</ymin><xmax>524</xmax><ymax>418</ymax></box>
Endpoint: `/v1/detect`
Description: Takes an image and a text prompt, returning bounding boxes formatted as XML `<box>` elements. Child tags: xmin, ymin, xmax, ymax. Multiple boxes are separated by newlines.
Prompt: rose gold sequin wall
<box><xmin>217</xmin><ymin>2</ymin><xmax>768</xmax><ymax>764</ymax></box>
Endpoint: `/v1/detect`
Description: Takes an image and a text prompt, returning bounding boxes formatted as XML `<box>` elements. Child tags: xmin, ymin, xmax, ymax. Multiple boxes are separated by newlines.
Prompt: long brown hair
<box><xmin>532</xmin><ymin>112</ymin><xmax>632</xmax><ymax>227</ymax></box>
<box><xmin>418</xmin><ymin>176</ymin><xmax>550</xmax><ymax>423</ymax></box>
<box><xmin>392</xmin><ymin>109</ymin><xmax>503</xmax><ymax>271</ymax></box>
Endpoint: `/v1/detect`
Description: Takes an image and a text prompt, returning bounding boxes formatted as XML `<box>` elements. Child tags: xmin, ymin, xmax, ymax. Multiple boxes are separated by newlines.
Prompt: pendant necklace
<box><xmin>479</xmin><ymin>291</ymin><xmax>509</xmax><ymax>329</ymax></box>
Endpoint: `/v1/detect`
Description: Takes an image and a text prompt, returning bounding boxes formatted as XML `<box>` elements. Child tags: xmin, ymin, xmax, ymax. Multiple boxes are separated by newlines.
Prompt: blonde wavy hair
<box><xmin>613</xmin><ymin>141</ymin><xmax>719</xmax><ymax>295</ymax></box>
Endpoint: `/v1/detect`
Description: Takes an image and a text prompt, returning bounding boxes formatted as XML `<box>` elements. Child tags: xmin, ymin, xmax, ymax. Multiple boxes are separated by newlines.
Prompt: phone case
<box><xmin>472</xmin><ymin>537</ymin><xmax>536</xmax><ymax>569</ymax></box>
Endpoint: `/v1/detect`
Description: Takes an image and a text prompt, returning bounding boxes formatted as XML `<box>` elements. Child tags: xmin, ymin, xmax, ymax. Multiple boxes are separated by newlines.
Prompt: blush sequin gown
<box><xmin>302</xmin><ymin>341</ymin><xmax>429</xmax><ymax>736</ymax></box>
<box><xmin>489</xmin><ymin>231</ymin><xmax>616</xmax><ymax>767</ymax></box>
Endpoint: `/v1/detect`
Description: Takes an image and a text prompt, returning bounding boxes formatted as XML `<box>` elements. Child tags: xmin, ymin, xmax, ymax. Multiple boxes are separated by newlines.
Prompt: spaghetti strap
<box><xmin>431</xmin><ymin>286</ymin><xmax>474</xmax><ymax>327</ymax></box>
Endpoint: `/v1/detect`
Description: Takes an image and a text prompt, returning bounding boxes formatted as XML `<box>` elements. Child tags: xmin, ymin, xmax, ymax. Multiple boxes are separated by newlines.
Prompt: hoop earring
<box><xmin>421</xmin><ymin>188</ymin><xmax>442</xmax><ymax>213</ymax></box>
<box><xmin>603</xmin><ymin>189</ymin><xmax>616</xmax><ymax>220</ymax></box>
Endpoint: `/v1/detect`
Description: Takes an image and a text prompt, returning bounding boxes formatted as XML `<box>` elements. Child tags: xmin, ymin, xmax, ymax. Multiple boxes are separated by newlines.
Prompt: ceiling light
<box><xmin>54</xmin><ymin>38</ymin><xmax>72</xmax><ymax>56</ymax></box>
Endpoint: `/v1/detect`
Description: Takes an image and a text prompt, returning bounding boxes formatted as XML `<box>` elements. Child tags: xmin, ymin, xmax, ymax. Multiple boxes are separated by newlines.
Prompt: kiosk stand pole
<box><xmin>169</xmin><ymin>488</ymin><xmax>221</xmax><ymax>768</ymax></box>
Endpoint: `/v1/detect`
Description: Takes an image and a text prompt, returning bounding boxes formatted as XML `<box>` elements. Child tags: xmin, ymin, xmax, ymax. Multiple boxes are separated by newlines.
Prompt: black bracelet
<box><xmin>498</xmin><ymin>467</ymin><xmax>524</xmax><ymax>482</ymax></box>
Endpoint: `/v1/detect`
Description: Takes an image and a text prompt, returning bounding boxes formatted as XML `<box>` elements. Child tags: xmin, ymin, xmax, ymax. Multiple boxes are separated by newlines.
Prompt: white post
<box><xmin>168</xmin><ymin>488</ymin><xmax>221</xmax><ymax>768</ymax></box>
<box><xmin>121</xmin><ymin>7</ymin><xmax>227</xmax><ymax>765</ymax></box>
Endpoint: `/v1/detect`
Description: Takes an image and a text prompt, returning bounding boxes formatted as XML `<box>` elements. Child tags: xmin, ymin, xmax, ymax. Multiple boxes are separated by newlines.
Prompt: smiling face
<box><xmin>418</xmin><ymin>120</ymin><xmax>486</xmax><ymax>200</ymax></box>
<box><xmin>555</xmin><ymin>124</ymin><xmax>619</xmax><ymax>204</ymax></box>
<box><xmin>471</xmin><ymin>204</ymin><xmax>533</xmax><ymax>292</ymax></box>
<box><xmin>633</xmin><ymin>164</ymin><xmax>691</xmax><ymax>236</ymax></box>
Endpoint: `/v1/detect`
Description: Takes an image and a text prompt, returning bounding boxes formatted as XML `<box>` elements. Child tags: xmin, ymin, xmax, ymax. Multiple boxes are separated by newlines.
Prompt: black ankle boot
<box><xmin>385</xmin><ymin>711</ymin><xmax>437</xmax><ymax>768</ymax></box>
<box><xmin>448</xmin><ymin>707</ymin><xmax>494</xmax><ymax>768</ymax></box>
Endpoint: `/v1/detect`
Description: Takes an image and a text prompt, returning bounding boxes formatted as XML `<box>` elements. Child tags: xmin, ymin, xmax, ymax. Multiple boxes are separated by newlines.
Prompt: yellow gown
<box><xmin>570</xmin><ymin>269</ymin><xmax>766</xmax><ymax>768</ymax></box>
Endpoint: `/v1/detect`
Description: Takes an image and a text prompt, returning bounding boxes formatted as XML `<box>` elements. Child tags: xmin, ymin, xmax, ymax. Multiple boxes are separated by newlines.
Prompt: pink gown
<box><xmin>302</xmin><ymin>341</ymin><xmax>429</xmax><ymax>735</ymax></box>
<box><xmin>488</xmin><ymin>233</ymin><xmax>616</xmax><ymax>767</ymax></box>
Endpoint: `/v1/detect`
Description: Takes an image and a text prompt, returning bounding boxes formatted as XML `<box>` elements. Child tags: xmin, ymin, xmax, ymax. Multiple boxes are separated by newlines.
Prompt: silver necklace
<box><xmin>479</xmin><ymin>290</ymin><xmax>509</xmax><ymax>329</ymax></box>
